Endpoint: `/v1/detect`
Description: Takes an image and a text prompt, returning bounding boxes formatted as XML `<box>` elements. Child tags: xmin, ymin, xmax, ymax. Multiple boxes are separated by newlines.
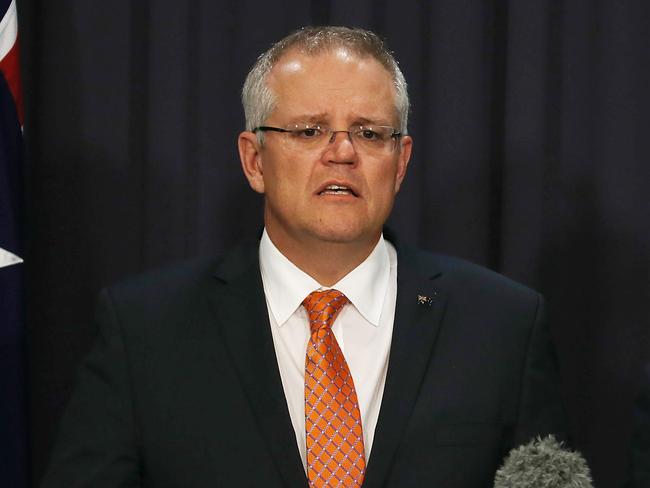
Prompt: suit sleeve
<box><xmin>512</xmin><ymin>293</ymin><xmax>569</xmax><ymax>446</ymax></box>
<box><xmin>40</xmin><ymin>288</ymin><xmax>141</xmax><ymax>487</ymax></box>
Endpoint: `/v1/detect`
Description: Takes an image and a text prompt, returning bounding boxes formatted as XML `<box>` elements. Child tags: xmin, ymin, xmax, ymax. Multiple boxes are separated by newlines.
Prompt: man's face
<box><xmin>239</xmin><ymin>48</ymin><xmax>412</xmax><ymax>254</ymax></box>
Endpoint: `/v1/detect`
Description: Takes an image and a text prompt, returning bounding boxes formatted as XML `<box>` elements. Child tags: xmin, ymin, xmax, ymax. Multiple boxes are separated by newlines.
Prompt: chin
<box><xmin>309</xmin><ymin>222</ymin><xmax>379</xmax><ymax>246</ymax></box>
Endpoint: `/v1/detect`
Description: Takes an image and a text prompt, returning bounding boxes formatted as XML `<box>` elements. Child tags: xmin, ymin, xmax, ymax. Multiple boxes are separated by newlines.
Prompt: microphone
<box><xmin>494</xmin><ymin>435</ymin><xmax>593</xmax><ymax>488</ymax></box>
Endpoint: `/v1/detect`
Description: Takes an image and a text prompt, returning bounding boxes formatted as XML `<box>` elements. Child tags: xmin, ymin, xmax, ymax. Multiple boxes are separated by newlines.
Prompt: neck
<box><xmin>265</xmin><ymin>229</ymin><xmax>380</xmax><ymax>287</ymax></box>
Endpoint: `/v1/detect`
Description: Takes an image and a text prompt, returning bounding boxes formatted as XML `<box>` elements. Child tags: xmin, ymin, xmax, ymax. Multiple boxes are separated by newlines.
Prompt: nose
<box><xmin>327</xmin><ymin>130</ymin><xmax>352</xmax><ymax>144</ymax></box>
<box><xmin>325</xmin><ymin>130</ymin><xmax>357</xmax><ymax>163</ymax></box>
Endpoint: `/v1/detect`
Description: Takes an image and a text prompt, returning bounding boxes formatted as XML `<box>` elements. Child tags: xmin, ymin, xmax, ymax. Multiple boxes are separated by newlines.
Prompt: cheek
<box><xmin>369</xmin><ymin>167</ymin><xmax>400</xmax><ymax>202</ymax></box>
<box><xmin>264</xmin><ymin>159</ymin><xmax>310</xmax><ymax>203</ymax></box>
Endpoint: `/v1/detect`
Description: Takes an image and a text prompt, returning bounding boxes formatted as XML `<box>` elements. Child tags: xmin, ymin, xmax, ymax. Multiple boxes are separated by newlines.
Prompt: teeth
<box><xmin>320</xmin><ymin>184</ymin><xmax>355</xmax><ymax>196</ymax></box>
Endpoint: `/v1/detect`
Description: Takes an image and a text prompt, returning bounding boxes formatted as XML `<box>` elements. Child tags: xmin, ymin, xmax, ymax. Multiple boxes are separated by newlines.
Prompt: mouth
<box><xmin>317</xmin><ymin>183</ymin><xmax>359</xmax><ymax>197</ymax></box>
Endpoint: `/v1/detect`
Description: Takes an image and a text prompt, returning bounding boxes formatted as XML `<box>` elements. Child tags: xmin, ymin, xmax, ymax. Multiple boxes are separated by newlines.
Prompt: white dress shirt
<box><xmin>259</xmin><ymin>229</ymin><xmax>397</xmax><ymax>470</ymax></box>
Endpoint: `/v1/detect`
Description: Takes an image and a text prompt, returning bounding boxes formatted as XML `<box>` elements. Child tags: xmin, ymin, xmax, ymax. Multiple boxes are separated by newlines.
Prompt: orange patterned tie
<box><xmin>303</xmin><ymin>289</ymin><xmax>366</xmax><ymax>487</ymax></box>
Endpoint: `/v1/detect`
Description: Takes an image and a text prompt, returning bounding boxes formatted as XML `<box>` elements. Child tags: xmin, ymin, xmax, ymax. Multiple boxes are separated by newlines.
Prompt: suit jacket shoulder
<box><xmin>400</xmin><ymin>246</ymin><xmax>541</xmax><ymax>303</ymax></box>
<box><xmin>365</xmin><ymin>244</ymin><xmax>568</xmax><ymax>487</ymax></box>
<box><xmin>42</xmin><ymin>242</ymin><xmax>306</xmax><ymax>488</ymax></box>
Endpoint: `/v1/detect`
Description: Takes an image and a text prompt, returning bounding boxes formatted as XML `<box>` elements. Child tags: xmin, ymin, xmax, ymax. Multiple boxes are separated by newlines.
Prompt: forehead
<box><xmin>266</xmin><ymin>47</ymin><xmax>397</xmax><ymax>123</ymax></box>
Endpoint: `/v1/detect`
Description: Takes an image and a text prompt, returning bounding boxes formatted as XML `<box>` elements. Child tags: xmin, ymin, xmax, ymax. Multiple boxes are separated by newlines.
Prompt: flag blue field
<box><xmin>0</xmin><ymin>0</ymin><xmax>26</xmax><ymax>485</ymax></box>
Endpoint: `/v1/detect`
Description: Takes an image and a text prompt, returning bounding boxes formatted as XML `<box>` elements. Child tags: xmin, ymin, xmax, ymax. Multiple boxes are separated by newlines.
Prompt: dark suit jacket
<box><xmin>42</xmin><ymin>240</ymin><xmax>567</xmax><ymax>487</ymax></box>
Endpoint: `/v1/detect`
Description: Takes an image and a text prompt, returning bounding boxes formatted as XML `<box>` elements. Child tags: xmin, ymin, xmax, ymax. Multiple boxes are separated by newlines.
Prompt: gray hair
<box><xmin>241</xmin><ymin>26</ymin><xmax>410</xmax><ymax>137</ymax></box>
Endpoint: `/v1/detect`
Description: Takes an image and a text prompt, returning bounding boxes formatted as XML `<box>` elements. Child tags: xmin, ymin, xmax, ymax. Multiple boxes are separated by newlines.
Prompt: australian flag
<box><xmin>0</xmin><ymin>0</ymin><xmax>25</xmax><ymax>486</ymax></box>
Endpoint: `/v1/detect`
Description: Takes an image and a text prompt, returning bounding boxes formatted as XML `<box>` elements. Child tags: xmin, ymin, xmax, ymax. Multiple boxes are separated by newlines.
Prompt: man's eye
<box><xmin>359</xmin><ymin>129</ymin><xmax>380</xmax><ymax>140</ymax></box>
<box><xmin>297</xmin><ymin>128</ymin><xmax>322</xmax><ymax>138</ymax></box>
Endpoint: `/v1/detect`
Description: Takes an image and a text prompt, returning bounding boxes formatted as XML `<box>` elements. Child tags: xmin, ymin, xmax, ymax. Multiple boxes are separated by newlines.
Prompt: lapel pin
<box><xmin>417</xmin><ymin>294</ymin><xmax>433</xmax><ymax>307</ymax></box>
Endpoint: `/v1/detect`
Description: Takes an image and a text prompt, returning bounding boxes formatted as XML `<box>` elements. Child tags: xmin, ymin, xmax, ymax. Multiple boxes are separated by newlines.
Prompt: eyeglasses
<box><xmin>252</xmin><ymin>123</ymin><xmax>402</xmax><ymax>154</ymax></box>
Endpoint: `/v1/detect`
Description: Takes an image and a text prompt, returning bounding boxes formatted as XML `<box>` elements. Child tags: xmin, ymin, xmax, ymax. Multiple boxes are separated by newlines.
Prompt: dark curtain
<box><xmin>21</xmin><ymin>0</ymin><xmax>649</xmax><ymax>486</ymax></box>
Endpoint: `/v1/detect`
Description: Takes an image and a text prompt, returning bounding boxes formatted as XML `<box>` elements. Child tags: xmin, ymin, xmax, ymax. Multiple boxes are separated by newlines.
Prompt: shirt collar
<box><xmin>259</xmin><ymin>229</ymin><xmax>390</xmax><ymax>327</ymax></box>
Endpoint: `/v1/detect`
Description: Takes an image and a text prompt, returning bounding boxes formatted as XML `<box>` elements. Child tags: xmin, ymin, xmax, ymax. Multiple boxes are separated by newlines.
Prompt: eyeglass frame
<box><xmin>252</xmin><ymin>123</ymin><xmax>403</xmax><ymax>152</ymax></box>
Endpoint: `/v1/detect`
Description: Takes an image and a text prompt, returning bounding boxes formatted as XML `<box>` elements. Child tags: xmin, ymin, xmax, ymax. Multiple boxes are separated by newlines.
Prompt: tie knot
<box><xmin>302</xmin><ymin>289</ymin><xmax>348</xmax><ymax>333</ymax></box>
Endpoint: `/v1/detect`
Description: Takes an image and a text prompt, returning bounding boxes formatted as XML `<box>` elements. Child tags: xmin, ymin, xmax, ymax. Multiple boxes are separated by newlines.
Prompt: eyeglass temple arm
<box><xmin>252</xmin><ymin>126</ymin><xmax>291</xmax><ymax>133</ymax></box>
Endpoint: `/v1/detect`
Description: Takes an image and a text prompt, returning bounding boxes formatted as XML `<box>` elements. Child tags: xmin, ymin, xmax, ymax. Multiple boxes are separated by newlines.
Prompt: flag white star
<box><xmin>0</xmin><ymin>247</ymin><xmax>23</xmax><ymax>268</ymax></box>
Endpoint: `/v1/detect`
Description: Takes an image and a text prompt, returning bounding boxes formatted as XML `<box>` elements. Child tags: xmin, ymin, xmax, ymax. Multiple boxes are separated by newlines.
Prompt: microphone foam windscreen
<box><xmin>494</xmin><ymin>435</ymin><xmax>593</xmax><ymax>488</ymax></box>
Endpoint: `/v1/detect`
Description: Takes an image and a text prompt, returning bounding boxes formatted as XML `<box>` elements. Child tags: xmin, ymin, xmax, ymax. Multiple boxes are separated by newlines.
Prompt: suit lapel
<box><xmin>206</xmin><ymin>243</ymin><xmax>307</xmax><ymax>487</ymax></box>
<box><xmin>363</xmin><ymin>246</ymin><xmax>448</xmax><ymax>488</ymax></box>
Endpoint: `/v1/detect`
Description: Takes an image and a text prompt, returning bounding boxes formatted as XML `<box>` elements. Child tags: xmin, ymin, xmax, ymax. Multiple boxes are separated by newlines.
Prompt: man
<box><xmin>42</xmin><ymin>26</ymin><xmax>567</xmax><ymax>487</ymax></box>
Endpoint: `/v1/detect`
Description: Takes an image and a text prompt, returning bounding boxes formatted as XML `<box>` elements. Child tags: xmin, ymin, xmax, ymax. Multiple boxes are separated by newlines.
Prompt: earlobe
<box><xmin>238</xmin><ymin>131</ymin><xmax>265</xmax><ymax>194</ymax></box>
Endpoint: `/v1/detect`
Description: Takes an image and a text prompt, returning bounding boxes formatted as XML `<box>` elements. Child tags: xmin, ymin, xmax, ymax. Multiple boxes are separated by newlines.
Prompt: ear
<box><xmin>238</xmin><ymin>131</ymin><xmax>265</xmax><ymax>194</ymax></box>
<box><xmin>393</xmin><ymin>135</ymin><xmax>412</xmax><ymax>193</ymax></box>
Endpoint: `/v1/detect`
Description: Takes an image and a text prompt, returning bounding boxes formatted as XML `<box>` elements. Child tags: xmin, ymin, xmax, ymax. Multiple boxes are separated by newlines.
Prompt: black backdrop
<box><xmin>20</xmin><ymin>1</ymin><xmax>649</xmax><ymax>486</ymax></box>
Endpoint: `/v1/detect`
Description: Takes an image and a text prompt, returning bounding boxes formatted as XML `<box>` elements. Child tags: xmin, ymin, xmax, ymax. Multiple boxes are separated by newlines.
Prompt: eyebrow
<box><xmin>287</xmin><ymin>113</ymin><xmax>329</xmax><ymax>124</ymax></box>
<box><xmin>286</xmin><ymin>114</ymin><xmax>394</xmax><ymax>126</ymax></box>
<box><xmin>353</xmin><ymin>116</ymin><xmax>393</xmax><ymax>126</ymax></box>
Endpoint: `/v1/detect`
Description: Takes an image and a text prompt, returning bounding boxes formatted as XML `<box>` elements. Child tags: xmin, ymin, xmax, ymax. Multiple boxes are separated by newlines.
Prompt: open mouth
<box><xmin>318</xmin><ymin>184</ymin><xmax>358</xmax><ymax>197</ymax></box>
